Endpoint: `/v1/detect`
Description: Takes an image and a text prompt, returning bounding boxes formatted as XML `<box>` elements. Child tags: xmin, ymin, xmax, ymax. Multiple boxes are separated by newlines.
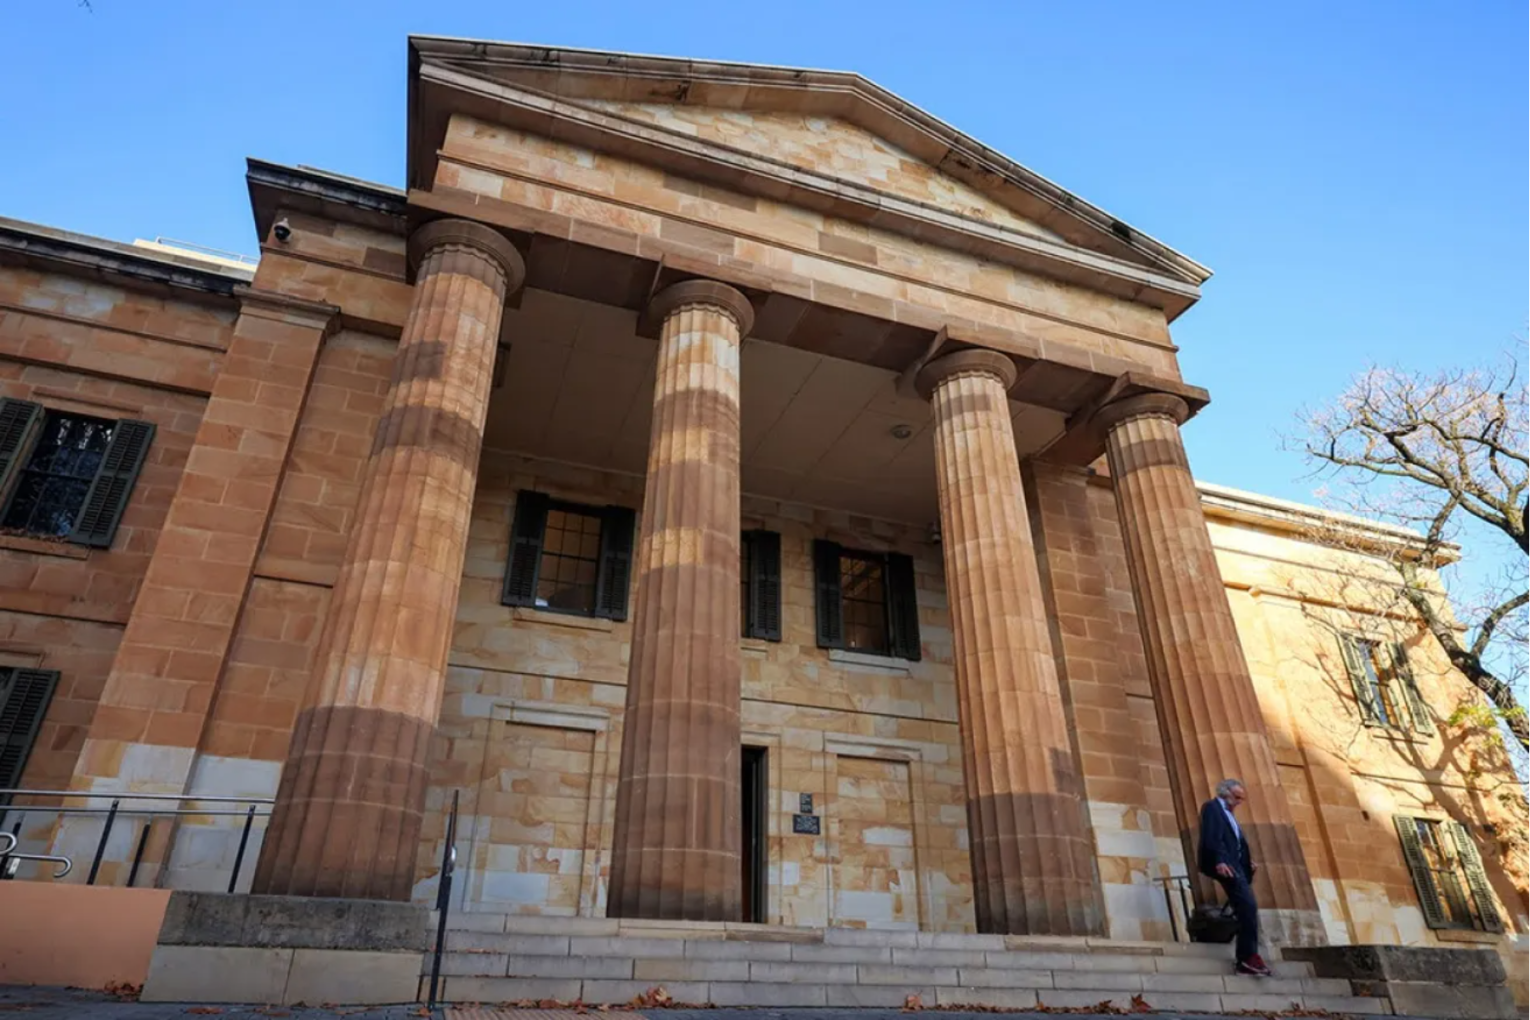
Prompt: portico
<box><xmin>210</xmin><ymin>38</ymin><xmax>1328</xmax><ymax>942</ymax></box>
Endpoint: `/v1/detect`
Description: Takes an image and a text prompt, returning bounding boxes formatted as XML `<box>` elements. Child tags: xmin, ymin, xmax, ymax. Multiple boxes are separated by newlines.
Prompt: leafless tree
<box><xmin>1296</xmin><ymin>353</ymin><xmax>1527</xmax><ymax>753</ymax></box>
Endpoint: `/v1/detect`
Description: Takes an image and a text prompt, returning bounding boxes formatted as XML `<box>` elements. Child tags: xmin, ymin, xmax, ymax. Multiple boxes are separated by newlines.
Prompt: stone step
<box><xmin>436</xmin><ymin>929</ymin><xmax>1313</xmax><ymax>979</ymax></box>
<box><xmin>428</xmin><ymin>974</ymin><xmax>1391</xmax><ymax>1013</ymax></box>
<box><xmin>430</xmin><ymin>951</ymin><xmax>1349</xmax><ymax>995</ymax></box>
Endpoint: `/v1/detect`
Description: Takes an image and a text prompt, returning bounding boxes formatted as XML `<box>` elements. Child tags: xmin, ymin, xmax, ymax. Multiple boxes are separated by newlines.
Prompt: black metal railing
<box><xmin>1156</xmin><ymin>873</ymin><xmax>1195</xmax><ymax>942</ymax></box>
<box><xmin>0</xmin><ymin>831</ymin><xmax>72</xmax><ymax>878</ymax></box>
<box><xmin>426</xmin><ymin>789</ymin><xmax>460</xmax><ymax>1011</ymax></box>
<box><xmin>0</xmin><ymin>788</ymin><xmax>273</xmax><ymax>891</ymax></box>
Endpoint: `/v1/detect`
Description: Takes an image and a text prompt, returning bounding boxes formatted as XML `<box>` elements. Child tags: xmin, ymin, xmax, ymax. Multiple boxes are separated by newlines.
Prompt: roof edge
<box><xmin>1196</xmin><ymin>480</ymin><xmax>1458</xmax><ymax>562</ymax></box>
<box><xmin>0</xmin><ymin>216</ymin><xmax>253</xmax><ymax>296</ymax></box>
<box><xmin>245</xmin><ymin>158</ymin><xmax>408</xmax><ymax>245</ymax></box>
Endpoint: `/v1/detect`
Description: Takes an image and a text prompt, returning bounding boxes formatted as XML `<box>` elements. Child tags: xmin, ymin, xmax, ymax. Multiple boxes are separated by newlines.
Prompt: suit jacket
<box><xmin>1197</xmin><ymin>797</ymin><xmax>1253</xmax><ymax>880</ymax></box>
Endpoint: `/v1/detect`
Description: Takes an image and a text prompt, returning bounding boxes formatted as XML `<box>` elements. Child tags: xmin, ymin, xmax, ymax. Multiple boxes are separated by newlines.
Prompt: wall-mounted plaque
<box><xmin>792</xmin><ymin>813</ymin><xmax>821</xmax><ymax>835</ymax></box>
<box><xmin>799</xmin><ymin>793</ymin><xmax>814</xmax><ymax>814</ymax></box>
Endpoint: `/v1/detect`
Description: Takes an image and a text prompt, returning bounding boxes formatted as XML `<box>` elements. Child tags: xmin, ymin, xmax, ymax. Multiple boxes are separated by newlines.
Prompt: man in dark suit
<box><xmin>1197</xmin><ymin>778</ymin><xmax>1270</xmax><ymax>977</ymax></box>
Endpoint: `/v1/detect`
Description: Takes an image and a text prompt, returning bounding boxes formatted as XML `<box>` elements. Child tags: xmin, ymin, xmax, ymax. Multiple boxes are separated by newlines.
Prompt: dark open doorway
<box><xmin>740</xmin><ymin>746</ymin><xmax>768</xmax><ymax>923</ymax></box>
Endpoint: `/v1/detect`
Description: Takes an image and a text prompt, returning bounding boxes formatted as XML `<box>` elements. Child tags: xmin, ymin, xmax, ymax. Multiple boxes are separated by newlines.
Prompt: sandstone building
<box><xmin>0</xmin><ymin>36</ymin><xmax>1523</xmax><ymax>989</ymax></box>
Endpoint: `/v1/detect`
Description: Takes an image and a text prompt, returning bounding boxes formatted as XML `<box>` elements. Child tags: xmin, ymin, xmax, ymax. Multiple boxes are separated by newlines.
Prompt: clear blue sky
<box><xmin>2</xmin><ymin>0</ymin><xmax>1525</xmax><ymax>505</ymax></box>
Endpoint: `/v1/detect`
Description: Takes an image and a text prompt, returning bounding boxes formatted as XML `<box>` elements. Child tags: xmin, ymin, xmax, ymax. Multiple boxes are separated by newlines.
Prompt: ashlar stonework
<box><xmin>0</xmin><ymin>34</ymin><xmax>1521</xmax><ymax>1005</ymax></box>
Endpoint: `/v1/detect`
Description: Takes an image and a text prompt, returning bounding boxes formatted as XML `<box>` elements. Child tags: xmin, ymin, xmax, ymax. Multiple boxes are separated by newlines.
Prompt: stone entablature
<box><xmin>0</xmin><ymin>36</ymin><xmax>1521</xmax><ymax>1002</ymax></box>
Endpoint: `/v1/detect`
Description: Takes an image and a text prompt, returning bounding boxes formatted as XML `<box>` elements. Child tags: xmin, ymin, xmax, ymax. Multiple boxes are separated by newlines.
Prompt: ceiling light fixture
<box><xmin>890</xmin><ymin>424</ymin><xmax>914</xmax><ymax>440</ymax></box>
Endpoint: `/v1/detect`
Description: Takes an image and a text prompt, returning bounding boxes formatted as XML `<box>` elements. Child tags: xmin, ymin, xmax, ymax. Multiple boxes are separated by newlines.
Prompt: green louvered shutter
<box><xmin>595</xmin><ymin>505</ymin><xmax>636</xmax><ymax>621</ymax></box>
<box><xmin>0</xmin><ymin>668</ymin><xmax>60</xmax><ymax>807</ymax></box>
<box><xmin>744</xmin><ymin>530</ymin><xmax>782</xmax><ymax>642</ymax></box>
<box><xmin>813</xmin><ymin>540</ymin><xmax>844</xmax><ymax>650</ymax></box>
<box><xmin>1394</xmin><ymin>816</ymin><xmax>1448</xmax><ymax>929</ymax></box>
<box><xmin>69</xmin><ymin>418</ymin><xmax>155</xmax><ymax>548</ymax></box>
<box><xmin>0</xmin><ymin>399</ymin><xmax>41</xmax><ymax>500</ymax></box>
<box><xmin>1338</xmin><ymin>634</ymin><xmax>1381</xmax><ymax>725</ymax></box>
<box><xmin>1447</xmin><ymin>819</ymin><xmax>1503</xmax><ymax>932</ymax></box>
<box><xmin>502</xmin><ymin>491</ymin><xmax>549</xmax><ymax>607</ymax></box>
<box><xmin>886</xmin><ymin>553</ymin><xmax>922</xmax><ymax>662</ymax></box>
<box><xmin>1390</xmin><ymin>643</ymin><xmax>1435</xmax><ymax>736</ymax></box>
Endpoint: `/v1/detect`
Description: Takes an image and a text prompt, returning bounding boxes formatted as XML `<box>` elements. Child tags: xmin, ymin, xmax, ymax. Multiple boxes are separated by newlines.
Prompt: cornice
<box><xmin>245</xmin><ymin>159</ymin><xmax>408</xmax><ymax>245</ymax></box>
<box><xmin>0</xmin><ymin>216</ymin><xmax>250</xmax><ymax>299</ymax></box>
<box><xmin>1196</xmin><ymin>481</ymin><xmax>1459</xmax><ymax>564</ymax></box>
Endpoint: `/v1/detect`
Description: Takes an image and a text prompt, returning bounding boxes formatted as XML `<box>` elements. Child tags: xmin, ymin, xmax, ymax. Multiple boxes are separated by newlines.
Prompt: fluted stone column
<box><xmin>608</xmin><ymin>280</ymin><xmax>752</xmax><ymax>920</ymax></box>
<box><xmin>918</xmin><ymin>350</ymin><xmax>1102</xmax><ymax>936</ymax></box>
<box><xmin>254</xmin><ymin>219</ymin><xmax>525</xmax><ymax>901</ymax></box>
<box><xmin>1097</xmin><ymin>393</ymin><xmax>1324</xmax><ymax>945</ymax></box>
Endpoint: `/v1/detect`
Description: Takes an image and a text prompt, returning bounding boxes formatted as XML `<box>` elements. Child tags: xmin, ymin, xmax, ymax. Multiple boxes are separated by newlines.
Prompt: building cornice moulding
<box><xmin>0</xmin><ymin>216</ymin><xmax>251</xmax><ymax>300</ymax></box>
<box><xmin>245</xmin><ymin>159</ymin><xmax>408</xmax><ymax>246</ymax></box>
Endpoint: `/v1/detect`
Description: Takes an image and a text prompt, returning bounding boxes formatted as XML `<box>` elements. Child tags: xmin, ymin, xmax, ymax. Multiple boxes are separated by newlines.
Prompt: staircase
<box><xmin>423</xmin><ymin>914</ymin><xmax>1390</xmax><ymax>1013</ymax></box>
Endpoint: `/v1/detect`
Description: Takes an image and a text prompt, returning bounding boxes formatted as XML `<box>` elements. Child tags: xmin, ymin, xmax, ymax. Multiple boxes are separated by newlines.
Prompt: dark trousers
<box><xmin>1217</xmin><ymin>874</ymin><xmax>1260</xmax><ymax>962</ymax></box>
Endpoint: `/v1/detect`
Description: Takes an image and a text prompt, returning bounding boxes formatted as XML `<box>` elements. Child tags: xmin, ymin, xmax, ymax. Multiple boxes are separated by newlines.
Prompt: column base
<box><xmin>140</xmin><ymin>891</ymin><xmax>427</xmax><ymax>1005</ymax></box>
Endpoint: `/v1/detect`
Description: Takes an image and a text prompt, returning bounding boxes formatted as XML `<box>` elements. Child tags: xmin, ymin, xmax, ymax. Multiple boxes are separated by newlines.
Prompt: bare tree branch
<box><xmin>1294</xmin><ymin>352</ymin><xmax>1529</xmax><ymax>752</ymax></box>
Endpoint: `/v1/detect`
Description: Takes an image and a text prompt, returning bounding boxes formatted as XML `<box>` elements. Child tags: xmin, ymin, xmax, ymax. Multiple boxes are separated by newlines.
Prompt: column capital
<box><xmin>408</xmin><ymin>218</ymin><xmax>526</xmax><ymax>292</ymax></box>
<box><xmin>1093</xmin><ymin>392</ymin><xmax>1189</xmax><ymax>434</ymax></box>
<box><xmin>647</xmin><ymin>279</ymin><xmax>754</xmax><ymax>337</ymax></box>
<box><xmin>914</xmin><ymin>349</ymin><xmax>1017</xmax><ymax>401</ymax></box>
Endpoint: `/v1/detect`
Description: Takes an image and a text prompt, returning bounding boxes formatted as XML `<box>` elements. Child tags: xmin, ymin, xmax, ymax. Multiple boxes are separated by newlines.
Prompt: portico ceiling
<box><xmin>487</xmin><ymin>288</ymin><xmax>1064</xmax><ymax>524</ymax></box>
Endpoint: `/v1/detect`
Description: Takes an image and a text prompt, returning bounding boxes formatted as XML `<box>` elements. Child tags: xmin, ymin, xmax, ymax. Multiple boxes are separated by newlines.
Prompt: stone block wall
<box><xmin>415</xmin><ymin>451</ymin><xmax>977</xmax><ymax>931</ymax></box>
<box><xmin>1205</xmin><ymin>510</ymin><xmax>1529</xmax><ymax>963</ymax></box>
<box><xmin>0</xmin><ymin>264</ymin><xmax>224</xmax><ymax>837</ymax></box>
<box><xmin>1025</xmin><ymin>463</ymin><xmax>1184</xmax><ymax>941</ymax></box>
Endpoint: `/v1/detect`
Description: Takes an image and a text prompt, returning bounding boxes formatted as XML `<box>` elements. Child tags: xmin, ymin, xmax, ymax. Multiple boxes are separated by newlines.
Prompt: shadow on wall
<box><xmin>1238</xmin><ymin>550</ymin><xmax>1526</xmax><ymax>994</ymax></box>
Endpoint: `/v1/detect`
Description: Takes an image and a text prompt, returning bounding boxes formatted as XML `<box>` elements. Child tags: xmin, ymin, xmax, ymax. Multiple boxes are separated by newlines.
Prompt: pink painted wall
<box><xmin>0</xmin><ymin>884</ymin><xmax>170</xmax><ymax>989</ymax></box>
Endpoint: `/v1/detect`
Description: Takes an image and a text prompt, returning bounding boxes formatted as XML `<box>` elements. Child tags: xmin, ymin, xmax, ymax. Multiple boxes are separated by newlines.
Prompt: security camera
<box><xmin>273</xmin><ymin>218</ymin><xmax>292</xmax><ymax>242</ymax></box>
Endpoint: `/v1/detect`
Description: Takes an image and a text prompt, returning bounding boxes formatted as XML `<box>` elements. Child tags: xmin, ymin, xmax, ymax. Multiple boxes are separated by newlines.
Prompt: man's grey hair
<box><xmin>1216</xmin><ymin>778</ymin><xmax>1245</xmax><ymax>798</ymax></box>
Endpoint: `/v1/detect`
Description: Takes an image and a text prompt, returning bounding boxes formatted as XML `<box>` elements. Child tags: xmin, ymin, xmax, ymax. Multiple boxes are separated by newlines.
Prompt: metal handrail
<box><xmin>1</xmin><ymin>787</ymin><xmax>274</xmax><ymax>891</ymax></box>
<box><xmin>2</xmin><ymin>788</ymin><xmax>274</xmax><ymax>804</ymax></box>
<box><xmin>0</xmin><ymin>831</ymin><xmax>72</xmax><ymax>879</ymax></box>
<box><xmin>1156</xmin><ymin>873</ymin><xmax>1195</xmax><ymax>942</ymax></box>
<box><xmin>426</xmin><ymin>789</ymin><xmax>460</xmax><ymax>1011</ymax></box>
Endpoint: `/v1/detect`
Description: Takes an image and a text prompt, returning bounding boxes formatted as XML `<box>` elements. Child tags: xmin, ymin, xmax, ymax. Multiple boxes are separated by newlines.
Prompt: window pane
<box><xmin>533</xmin><ymin>503</ymin><xmax>604</xmax><ymax>616</ymax></box>
<box><xmin>2</xmin><ymin>411</ymin><xmax>114</xmax><ymax>538</ymax></box>
<box><xmin>839</xmin><ymin>552</ymin><xmax>889</xmax><ymax>654</ymax></box>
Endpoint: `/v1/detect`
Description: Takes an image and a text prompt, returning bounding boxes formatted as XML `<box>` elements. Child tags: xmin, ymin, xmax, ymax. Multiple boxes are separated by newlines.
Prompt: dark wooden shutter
<box><xmin>595</xmin><ymin>505</ymin><xmax>636</xmax><ymax>621</ymax></box>
<box><xmin>0</xmin><ymin>668</ymin><xmax>60</xmax><ymax>806</ymax></box>
<box><xmin>1390</xmin><ymin>643</ymin><xmax>1435</xmax><ymax>736</ymax></box>
<box><xmin>1338</xmin><ymin>634</ymin><xmax>1380</xmax><ymax>725</ymax></box>
<box><xmin>0</xmin><ymin>399</ymin><xmax>41</xmax><ymax>499</ymax></box>
<box><xmin>69</xmin><ymin>418</ymin><xmax>155</xmax><ymax>548</ymax></box>
<box><xmin>744</xmin><ymin>530</ymin><xmax>782</xmax><ymax>642</ymax></box>
<box><xmin>1447</xmin><ymin>819</ymin><xmax>1503</xmax><ymax>932</ymax></box>
<box><xmin>886</xmin><ymin>552</ymin><xmax>922</xmax><ymax>662</ymax></box>
<box><xmin>1395</xmin><ymin>816</ymin><xmax>1448</xmax><ymax>929</ymax></box>
<box><xmin>502</xmin><ymin>490</ymin><xmax>549</xmax><ymax>607</ymax></box>
<box><xmin>813</xmin><ymin>539</ymin><xmax>844</xmax><ymax>650</ymax></box>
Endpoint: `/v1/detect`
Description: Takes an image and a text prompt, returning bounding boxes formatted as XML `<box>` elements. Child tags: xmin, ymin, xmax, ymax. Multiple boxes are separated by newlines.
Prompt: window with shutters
<box><xmin>501</xmin><ymin>491</ymin><xmax>635</xmax><ymax>620</ymax></box>
<box><xmin>1337</xmin><ymin>634</ymin><xmax>1434</xmax><ymax>735</ymax></box>
<box><xmin>812</xmin><ymin>539</ymin><xmax>921</xmax><ymax>660</ymax></box>
<box><xmin>1394</xmin><ymin>815</ymin><xmax>1503</xmax><ymax>932</ymax></box>
<box><xmin>0</xmin><ymin>399</ymin><xmax>155</xmax><ymax>550</ymax></box>
<box><xmin>0</xmin><ymin>667</ymin><xmax>61</xmax><ymax>807</ymax></box>
<box><xmin>740</xmin><ymin>530</ymin><xmax>782</xmax><ymax>642</ymax></box>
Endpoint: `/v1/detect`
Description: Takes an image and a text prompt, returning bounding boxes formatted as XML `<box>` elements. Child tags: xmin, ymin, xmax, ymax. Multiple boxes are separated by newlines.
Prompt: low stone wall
<box><xmin>1284</xmin><ymin>944</ymin><xmax>1517</xmax><ymax>1020</ymax></box>
<box><xmin>0</xmin><ymin>883</ymin><xmax>171</xmax><ymax>990</ymax></box>
<box><xmin>140</xmin><ymin>891</ymin><xmax>427</xmax><ymax>1005</ymax></box>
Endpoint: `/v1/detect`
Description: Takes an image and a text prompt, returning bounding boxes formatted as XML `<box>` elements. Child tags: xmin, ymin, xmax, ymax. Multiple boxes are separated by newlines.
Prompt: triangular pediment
<box><xmin>582</xmin><ymin>101</ymin><xmax>1066</xmax><ymax>244</ymax></box>
<box><xmin>408</xmin><ymin>36</ymin><xmax>1210</xmax><ymax>311</ymax></box>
